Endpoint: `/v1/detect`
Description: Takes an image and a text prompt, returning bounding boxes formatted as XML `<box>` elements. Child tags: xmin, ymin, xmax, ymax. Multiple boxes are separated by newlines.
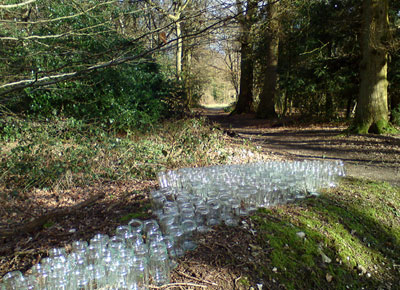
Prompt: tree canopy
<box><xmin>0</xmin><ymin>0</ymin><xmax>399</xmax><ymax>132</ymax></box>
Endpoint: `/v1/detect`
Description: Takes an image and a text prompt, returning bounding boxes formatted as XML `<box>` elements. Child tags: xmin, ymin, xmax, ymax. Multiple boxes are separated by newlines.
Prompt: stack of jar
<box><xmin>152</xmin><ymin>160</ymin><xmax>345</xmax><ymax>235</ymax></box>
<box><xmin>157</xmin><ymin>160</ymin><xmax>346</xmax><ymax>201</ymax></box>
<box><xmin>1</xmin><ymin>219</ymin><xmax>175</xmax><ymax>290</ymax></box>
<box><xmin>1</xmin><ymin>160</ymin><xmax>345</xmax><ymax>289</ymax></box>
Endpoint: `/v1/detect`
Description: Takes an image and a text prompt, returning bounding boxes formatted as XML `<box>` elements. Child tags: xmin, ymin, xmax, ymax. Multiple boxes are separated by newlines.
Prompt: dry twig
<box><xmin>176</xmin><ymin>270</ymin><xmax>218</xmax><ymax>286</ymax></box>
<box><xmin>149</xmin><ymin>282</ymin><xmax>207</xmax><ymax>289</ymax></box>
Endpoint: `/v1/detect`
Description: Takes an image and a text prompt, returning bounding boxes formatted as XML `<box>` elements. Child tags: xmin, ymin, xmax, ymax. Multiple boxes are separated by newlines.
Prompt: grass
<box><xmin>119</xmin><ymin>203</ymin><xmax>152</xmax><ymax>222</ymax></box>
<box><xmin>252</xmin><ymin>178</ymin><xmax>400</xmax><ymax>290</ymax></box>
<box><xmin>0</xmin><ymin>115</ymin><xmax>233</xmax><ymax>193</ymax></box>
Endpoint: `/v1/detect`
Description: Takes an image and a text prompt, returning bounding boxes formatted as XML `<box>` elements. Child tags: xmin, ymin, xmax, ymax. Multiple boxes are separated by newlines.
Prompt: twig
<box><xmin>215</xmin><ymin>242</ymin><xmax>235</xmax><ymax>257</ymax></box>
<box><xmin>0</xmin><ymin>0</ymin><xmax>118</xmax><ymax>24</ymax></box>
<box><xmin>13</xmin><ymin>249</ymin><xmax>44</xmax><ymax>256</ymax></box>
<box><xmin>176</xmin><ymin>271</ymin><xmax>218</xmax><ymax>286</ymax></box>
<box><xmin>0</xmin><ymin>0</ymin><xmax>36</xmax><ymax>9</ymax></box>
<box><xmin>197</xmin><ymin>242</ymin><xmax>214</xmax><ymax>252</ymax></box>
<box><xmin>149</xmin><ymin>282</ymin><xmax>207</xmax><ymax>289</ymax></box>
<box><xmin>234</xmin><ymin>275</ymin><xmax>242</xmax><ymax>288</ymax></box>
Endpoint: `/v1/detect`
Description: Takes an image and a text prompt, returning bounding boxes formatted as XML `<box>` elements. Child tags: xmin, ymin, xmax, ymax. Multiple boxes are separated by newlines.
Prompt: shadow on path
<box><xmin>199</xmin><ymin>108</ymin><xmax>400</xmax><ymax>186</ymax></box>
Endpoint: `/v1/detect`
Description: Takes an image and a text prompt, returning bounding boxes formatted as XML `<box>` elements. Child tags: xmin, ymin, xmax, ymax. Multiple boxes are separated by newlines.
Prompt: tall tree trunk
<box><xmin>353</xmin><ymin>0</ymin><xmax>390</xmax><ymax>134</ymax></box>
<box><xmin>232</xmin><ymin>0</ymin><xmax>257</xmax><ymax>114</ymax></box>
<box><xmin>257</xmin><ymin>0</ymin><xmax>279</xmax><ymax>119</ymax></box>
<box><xmin>176</xmin><ymin>20</ymin><xmax>183</xmax><ymax>81</ymax></box>
<box><xmin>325</xmin><ymin>93</ymin><xmax>334</xmax><ymax>119</ymax></box>
<box><xmin>184</xmin><ymin>49</ymin><xmax>193</xmax><ymax>107</ymax></box>
<box><xmin>234</xmin><ymin>38</ymin><xmax>254</xmax><ymax>114</ymax></box>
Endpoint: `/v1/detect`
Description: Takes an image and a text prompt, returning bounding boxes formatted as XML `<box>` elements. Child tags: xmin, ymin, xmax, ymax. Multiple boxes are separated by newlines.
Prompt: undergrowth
<box><xmin>252</xmin><ymin>178</ymin><xmax>400</xmax><ymax>290</ymax></box>
<box><xmin>0</xmin><ymin>115</ymin><xmax>231</xmax><ymax>193</ymax></box>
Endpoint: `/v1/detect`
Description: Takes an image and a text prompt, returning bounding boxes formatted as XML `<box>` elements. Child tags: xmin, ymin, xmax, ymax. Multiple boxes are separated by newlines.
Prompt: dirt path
<box><xmin>201</xmin><ymin>108</ymin><xmax>400</xmax><ymax>187</ymax></box>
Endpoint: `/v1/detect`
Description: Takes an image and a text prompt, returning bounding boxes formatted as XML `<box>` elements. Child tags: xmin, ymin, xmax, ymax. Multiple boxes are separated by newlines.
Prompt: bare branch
<box><xmin>180</xmin><ymin>0</ymin><xmax>192</xmax><ymax>13</ymax></box>
<box><xmin>144</xmin><ymin>0</ymin><xmax>190</xmax><ymax>22</ymax></box>
<box><xmin>0</xmin><ymin>0</ymin><xmax>118</xmax><ymax>24</ymax></box>
<box><xmin>0</xmin><ymin>0</ymin><xmax>36</xmax><ymax>9</ymax></box>
<box><xmin>0</xmin><ymin>22</ymin><xmax>111</xmax><ymax>41</ymax></box>
<box><xmin>0</xmin><ymin>21</ymin><xmax>179</xmax><ymax>96</ymax></box>
<box><xmin>144</xmin><ymin>0</ymin><xmax>172</xmax><ymax>19</ymax></box>
<box><xmin>0</xmin><ymin>2</ymin><xmax>238</xmax><ymax>98</ymax></box>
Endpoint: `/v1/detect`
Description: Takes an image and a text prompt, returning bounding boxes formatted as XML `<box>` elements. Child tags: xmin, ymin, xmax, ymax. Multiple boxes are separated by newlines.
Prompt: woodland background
<box><xmin>0</xmin><ymin>0</ymin><xmax>400</xmax><ymax>289</ymax></box>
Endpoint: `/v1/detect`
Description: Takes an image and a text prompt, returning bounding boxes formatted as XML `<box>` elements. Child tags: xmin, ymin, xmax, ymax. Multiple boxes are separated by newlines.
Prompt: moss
<box><xmin>349</xmin><ymin>121</ymin><xmax>370</xmax><ymax>134</ymax></box>
<box><xmin>237</xmin><ymin>277</ymin><xmax>251</xmax><ymax>287</ymax></box>
<box><xmin>369</xmin><ymin>119</ymin><xmax>398</xmax><ymax>134</ymax></box>
<box><xmin>43</xmin><ymin>221</ymin><xmax>55</xmax><ymax>229</ymax></box>
<box><xmin>119</xmin><ymin>203</ymin><xmax>151</xmax><ymax>222</ymax></box>
<box><xmin>251</xmin><ymin>179</ymin><xmax>400</xmax><ymax>289</ymax></box>
<box><xmin>349</xmin><ymin>119</ymin><xmax>398</xmax><ymax>134</ymax></box>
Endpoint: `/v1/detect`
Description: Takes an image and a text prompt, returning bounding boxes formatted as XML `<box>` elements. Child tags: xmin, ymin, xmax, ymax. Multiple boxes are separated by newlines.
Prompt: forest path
<box><xmin>199</xmin><ymin>107</ymin><xmax>400</xmax><ymax>187</ymax></box>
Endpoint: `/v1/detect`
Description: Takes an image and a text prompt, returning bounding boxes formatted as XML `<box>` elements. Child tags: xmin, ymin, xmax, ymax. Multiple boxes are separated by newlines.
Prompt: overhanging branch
<box><xmin>0</xmin><ymin>0</ymin><xmax>119</xmax><ymax>24</ymax></box>
<box><xmin>0</xmin><ymin>0</ymin><xmax>36</xmax><ymax>9</ymax></box>
<box><xmin>0</xmin><ymin>4</ymin><xmax>239</xmax><ymax>98</ymax></box>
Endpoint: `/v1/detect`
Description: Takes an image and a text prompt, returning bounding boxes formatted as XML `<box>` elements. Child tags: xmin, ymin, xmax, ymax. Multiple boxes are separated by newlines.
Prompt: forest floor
<box><xmin>1</xmin><ymin>108</ymin><xmax>399</xmax><ymax>289</ymax></box>
<box><xmin>202</xmin><ymin>107</ymin><xmax>400</xmax><ymax>187</ymax></box>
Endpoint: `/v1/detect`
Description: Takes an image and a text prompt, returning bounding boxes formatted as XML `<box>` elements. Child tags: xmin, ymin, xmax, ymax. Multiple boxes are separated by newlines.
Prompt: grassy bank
<box><xmin>0</xmin><ymin>116</ymin><xmax>233</xmax><ymax>194</ymax></box>
<box><xmin>0</xmin><ymin>115</ymin><xmax>268</xmax><ymax>195</ymax></box>
<box><xmin>251</xmin><ymin>178</ymin><xmax>400</xmax><ymax>289</ymax></box>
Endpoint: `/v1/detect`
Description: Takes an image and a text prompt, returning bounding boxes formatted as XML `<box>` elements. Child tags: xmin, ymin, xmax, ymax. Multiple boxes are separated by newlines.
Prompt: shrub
<box><xmin>1</xmin><ymin>0</ymin><xmax>180</xmax><ymax>132</ymax></box>
<box><xmin>22</xmin><ymin>61</ymin><xmax>173</xmax><ymax>131</ymax></box>
<box><xmin>391</xmin><ymin>105</ymin><xmax>400</xmax><ymax>126</ymax></box>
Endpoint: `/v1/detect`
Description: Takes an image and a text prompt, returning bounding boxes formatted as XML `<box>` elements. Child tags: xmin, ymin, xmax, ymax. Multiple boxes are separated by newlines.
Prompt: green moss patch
<box><xmin>252</xmin><ymin>178</ymin><xmax>400</xmax><ymax>289</ymax></box>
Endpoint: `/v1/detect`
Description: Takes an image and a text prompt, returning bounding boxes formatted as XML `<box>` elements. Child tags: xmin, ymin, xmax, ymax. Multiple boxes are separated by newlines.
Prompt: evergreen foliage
<box><xmin>276</xmin><ymin>0</ymin><xmax>362</xmax><ymax>119</ymax></box>
<box><xmin>0</xmin><ymin>0</ymin><xmax>179</xmax><ymax>130</ymax></box>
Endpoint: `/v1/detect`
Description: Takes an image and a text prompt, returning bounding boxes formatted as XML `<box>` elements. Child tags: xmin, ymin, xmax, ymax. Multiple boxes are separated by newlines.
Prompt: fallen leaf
<box><xmin>249</xmin><ymin>244</ymin><xmax>262</xmax><ymax>251</ymax></box>
<box><xmin>296</xmin><ymin>231</ymin><xmax>306</xmax><ymax>238</ymax></box>
<box><xmin>321</xmin><ymin>252</ymin><xmax>332</xmax><ymax>264</ymax></box>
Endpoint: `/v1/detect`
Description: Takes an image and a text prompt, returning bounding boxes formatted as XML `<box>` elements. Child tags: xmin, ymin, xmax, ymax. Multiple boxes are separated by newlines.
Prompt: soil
<box><xmin>0</xmin><ymin>108</ymin><xmax>399</xmax><ymax>289</ymax></box>
<box><xmin>203</xmin><ymin>108</ymin><xmax>400</xmax><ymax>187</ymax></box>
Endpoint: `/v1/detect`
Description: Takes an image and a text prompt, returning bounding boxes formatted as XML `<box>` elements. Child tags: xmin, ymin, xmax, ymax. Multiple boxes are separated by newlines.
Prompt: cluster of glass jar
<box><xmin>152</xmin><ymin>160</ymin><xmax>345</xmax><ymax>234</ymax></box>
<box><xmin>1</xmin><ymin>219</ymin><xmax>176</xmax><ymax>290</ymax></box>
<box><xmin>157</xmin><ymin>160</ymin><xmax>346</xmax><ymax>204</ymax></box>
<box><xmin>1</xmin><ymin>160</ymin><xmax>345</xmax><ymax>289</ymax></box>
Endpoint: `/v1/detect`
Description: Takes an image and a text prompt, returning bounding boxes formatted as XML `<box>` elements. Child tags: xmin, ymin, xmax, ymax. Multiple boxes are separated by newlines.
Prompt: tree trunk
<box><xmin>232</xmin><ymin>0</ymin><xmax>257</xmax><ymax>114</ymax></box>
<box><xmin>352</xmin><ymin>0</ymin><xmax>390</xmax><ymax>134</ymax></box>
<box><xmin>184</xmin><ymin>49</ymin><xmax>193</xmax><ymax>107</ymax></box>
<box><xmin>234</xmin><ymin>38</ymin><xmax>254</xmax><ymax>114</ymax></box>
<box><xmin>325</xmin><ymin>93</ymin><xmax>334</xmax><ymax>119</ymax></box>
<box><xmin>176</xmin><ymin>20</ymin><xmax>183</xmax><ymax>81</ymax></box>
<box><xmin>257</xmin><ymin>1</ymin><xmax>279</xmax><ymax>119</ymax></box>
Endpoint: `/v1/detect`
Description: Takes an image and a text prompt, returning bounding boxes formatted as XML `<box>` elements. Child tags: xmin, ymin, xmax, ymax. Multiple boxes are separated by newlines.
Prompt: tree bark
<box><xmin>176</xmin><ymin>20</ymin><xmax>183</xmax><ymax>81</ymax></box>
<box><xmin>184</xmin><ymin>49</ymin><xmax>193</xmax><ymax>106</ymax></box>
<box><xmin>257</xmin><ymin>0</ymin><xmax>280</xmax><ymax>119</ymax></box>
<box><xmin>353</xmin><ymin>0</ymin><xmax>390</xmax><ymax>134</ymax></box>
<box><xmin>234</xmin><ymin>38</ymin><xmax>254</xmax><ymax>113</ymax></box>
<box><xmin>232</xmin><ymin>0</ymin><xmax>257</xmax><ymax>114</ymax></box>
